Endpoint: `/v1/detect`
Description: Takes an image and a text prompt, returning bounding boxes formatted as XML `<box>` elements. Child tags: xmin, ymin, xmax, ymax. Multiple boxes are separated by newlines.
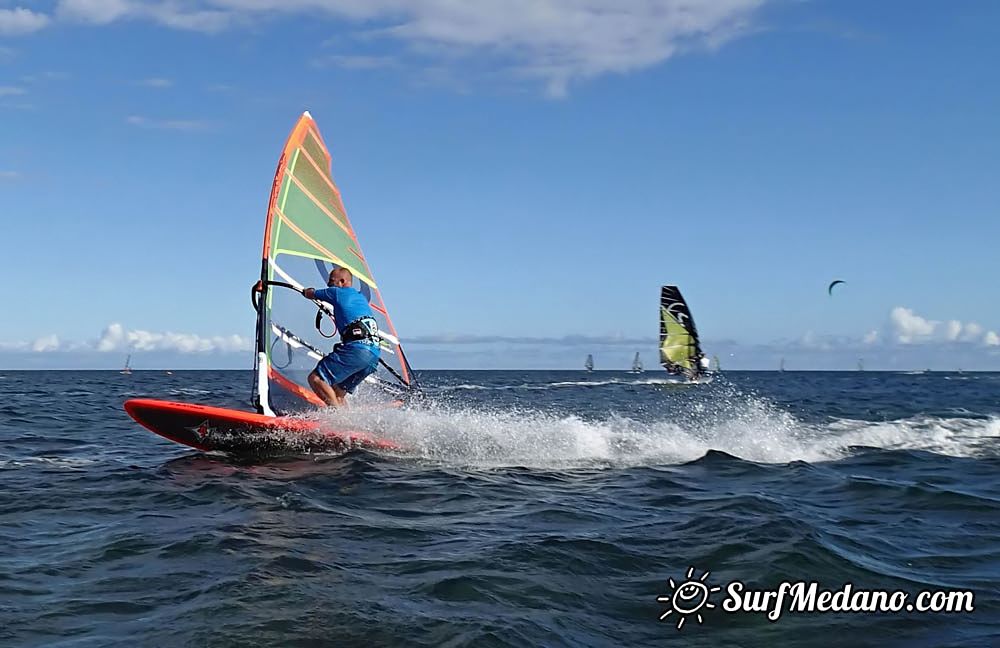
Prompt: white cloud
<box><xmin>137</xmin><ymin>77</ymin><xmax>173</xmax><ymax>87</ymax></box>
<box><xmin>0</xmin><ymin>170</ymin><xmax>22</xmax><ymax>181</ymax></box>
<box><xmin>313</xmin><ymin>54</ymin><xmax>399</xmax><ymax>70</ymax></box>
<box><xmin>944</xmin><ymin>319</ymin><xmax>961</xmax><ymax>341</ymax></box>
<box><xmin>56</xmin><ymin>0</ymin><xmax>230</xmax><ymax>31</ymax></box>
<box><xmin>890</xmin><ymin>307</ymin><xmax>938</xmax><ymax>344</ymax></box>
<box><xmin>20</xmin><ymin>71</ymin><xmax>70</xmax><ymax>83</ymax></box>
<box><xmin>941</xmin><ymin>319</ymin><xmax>985</xmax><ymax>343</ymax></box>
<box><xmin>963</xmin><ymin>322</ymin><xmax>984</xmax><ymax>340</ymax></box>
<box><xmin>0</xmin><ymin>101</ymin><xmax>34</xmax><ymax>111</ymax></box>
<box><xmin>887</xmin><ymin>306</ymin><xmax>997</xmax><ymax>347</ymax></box>
<box><xmin>0</xmin><ymin>8</ymin><xmax>50</xmax><ymax>35</ymax></box>
<box><xmin>49</xmin><ymin>0</ymin><xmax>770</xmax><ymax>93</ymax></box>
<box><xmin>147</xmin><ymin>4</ymin><xmax>231</xmax><ymax>32</ymax></box>
<box><xmin>375</xmin><ymin>0</ymin><xmax>766</xmax><ymax>96</ymax></box>
<box><xmin>768</xmin><ymin>307</ymin><xmax>998</xmax><ymax>356</ymax></box>
<box><xmin>96</xmin><ymin>322</ymin><xmax>251</xmax><ymax>353</ymax></box>
<box><xmin>0</xmin><ymin>86</ymin><xmax>27</xmax><ymax>97</ymax></box>
<box><xmin>31</xmin><ymin>334</ymin><xmax>60</xmax><ymax>352</ymax></box>
<box><xmin>1</xmin><ymin>324</ymin><xmax>250</xmax><ymax>355</ymax></box>
<box><xmin>792</xmin><ymin>330</ymin><xmax>856</xmax><ymax>351</ymax></box>
<box><xmin>57</xmin><ymin>0</ymin><xmax>132</xmax><ymax>25</ymax></box>
<box><xmin>407</xmin><ymin>333</ymin><xmax>655</xmax><ymax>346</ymax></box>
<box><xmin>126</xmin><ymin>115</ymin><xmax>210</xmax><ymax>130</ymax></box>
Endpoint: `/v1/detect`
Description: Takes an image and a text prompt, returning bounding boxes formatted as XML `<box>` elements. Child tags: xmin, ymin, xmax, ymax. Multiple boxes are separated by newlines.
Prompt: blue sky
<box><xmin>1</xmin><ymin>0</ymin><xmax>998</xmax><ymax>370</ymax></box>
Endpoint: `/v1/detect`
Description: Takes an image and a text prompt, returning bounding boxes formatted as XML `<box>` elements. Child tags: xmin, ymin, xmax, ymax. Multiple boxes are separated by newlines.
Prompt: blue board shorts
<box><xmin>315</xmin><ymin>342</ymin><xmax>380</xmax><ymax>394</ymax></box>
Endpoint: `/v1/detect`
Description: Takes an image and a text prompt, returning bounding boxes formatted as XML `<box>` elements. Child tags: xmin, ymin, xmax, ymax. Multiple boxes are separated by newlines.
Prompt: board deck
<box><xmin>124</xmin><ymin>398</ymin><xmax>400</xmax><ymax>454</ymax></box>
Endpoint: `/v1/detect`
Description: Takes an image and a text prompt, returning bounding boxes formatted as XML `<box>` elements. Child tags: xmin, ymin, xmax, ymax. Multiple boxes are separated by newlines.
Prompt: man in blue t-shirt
<box><xmin>303</xmin><ymin>267</ymin><xmax>381</xmax><ymax>407</ymax></box>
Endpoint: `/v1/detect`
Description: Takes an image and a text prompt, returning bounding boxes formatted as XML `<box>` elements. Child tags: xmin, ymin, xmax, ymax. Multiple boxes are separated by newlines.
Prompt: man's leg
<box><xmin>336</xmin><ymin>351</ymin><xmax>380</xmax><ymax>403</ymax></box>
<box><xmin>331</xmin><ymin>383</ymin><xmax>349</xmax><ymax>408</ymax></box>
<box><xmin>309</xmin><ymin>370</ymin><xmax>346</xmax><ymax>407</ymax></box>
<box><xmin>312</xmin><ymin>345</ymin><xmax>366</xmax><ymax>408</ymax></box>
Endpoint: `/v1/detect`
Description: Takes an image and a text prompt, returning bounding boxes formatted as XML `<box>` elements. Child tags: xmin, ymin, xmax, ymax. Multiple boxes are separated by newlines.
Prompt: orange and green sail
<box><xmin>253</xmin><ymin>112</ymin><xmax>416</xmax><ymax>415</ymax></box>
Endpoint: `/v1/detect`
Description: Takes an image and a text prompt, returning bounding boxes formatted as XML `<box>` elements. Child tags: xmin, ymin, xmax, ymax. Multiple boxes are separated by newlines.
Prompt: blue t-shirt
<box><xmin>312</xmin><ymin>286</ymin><xmax>379</xmax><ymax>347</ymax></box>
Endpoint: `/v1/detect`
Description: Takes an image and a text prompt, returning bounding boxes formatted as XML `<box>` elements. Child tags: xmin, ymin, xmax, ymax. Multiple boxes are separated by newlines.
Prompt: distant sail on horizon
<box><xmin>631</xmin><ymin>352</ymin><xmax>643</xmax><ymax>373</ymax></box>
<box><xmin>659</xmin><ymin>285</ymin><xmax>704</xmax><ymax>378</ymax></box>
<box><xmin>585</xmin><ymin>354</ymin><xmax>594</xmax><ymax>372</ymax></box>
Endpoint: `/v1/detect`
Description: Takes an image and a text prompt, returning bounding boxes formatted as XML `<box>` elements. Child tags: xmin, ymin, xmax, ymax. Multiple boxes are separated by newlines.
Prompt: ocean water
<box><xmin>1</xmin><ymin>370</ymin><xmax>998</xmax><ymax>646</ymax></box>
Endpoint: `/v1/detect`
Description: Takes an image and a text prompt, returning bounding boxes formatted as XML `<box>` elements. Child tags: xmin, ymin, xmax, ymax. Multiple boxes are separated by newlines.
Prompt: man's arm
<box><xmin>305</xmin><ymin>287</ymin><xmax>340</xmax><ymax>303</ymax></box>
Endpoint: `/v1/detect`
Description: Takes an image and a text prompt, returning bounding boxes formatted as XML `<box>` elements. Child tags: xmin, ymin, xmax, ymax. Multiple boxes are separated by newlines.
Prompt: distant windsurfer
<box><xmin>687</xmin><ymin>353</ymin><xmax>711</xmax><ymax>381</ymax></box>
<box><xmin>302</xmin><ymin>268</ymin><xmax>381</xmax><ymax>407</ymax></box>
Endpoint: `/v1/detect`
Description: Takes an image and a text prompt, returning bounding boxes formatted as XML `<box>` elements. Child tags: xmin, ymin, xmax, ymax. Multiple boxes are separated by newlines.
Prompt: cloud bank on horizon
<box><xmin>886</xmin><ymin>307</ymin><xmax>999</xmax><ymax>347</ymax></box>
<box><xmin>1</xmin><ymin>307</ymin><xmax>997</xmax><ymax>370</ymax></box>
<box><xmin>5</xmin><ymin>0</ymin><xmax>770</xmax><ymax>95</ymax></box>
<box><xmin>0</xmin><ymin>323</ymin><xmax>251</xmax><ymax>355</ymax></box>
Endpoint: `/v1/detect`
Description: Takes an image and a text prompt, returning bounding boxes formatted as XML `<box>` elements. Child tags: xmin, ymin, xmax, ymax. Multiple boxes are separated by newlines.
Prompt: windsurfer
<box><xmin>302</xmin><ymin>268</ymin><xmax>381</xmax><ymax>407</ymax></box>
<box><xmin>687</xmin><ymin>353</ymin><xmax>710</xmax><ymax>381</ymax></box>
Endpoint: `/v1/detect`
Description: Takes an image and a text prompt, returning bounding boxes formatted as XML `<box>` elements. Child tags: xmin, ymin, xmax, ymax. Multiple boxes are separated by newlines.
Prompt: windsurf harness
<box><xmin>340</xmin><ymin>317</ymin><xmax>380</xmax><ymax>346</ymax></box>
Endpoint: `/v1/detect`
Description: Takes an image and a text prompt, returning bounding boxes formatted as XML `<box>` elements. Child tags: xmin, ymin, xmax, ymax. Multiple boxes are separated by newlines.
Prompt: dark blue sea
<box><xmin>1</xmin><ymin>370</ymin><xmax>999</xmax><ymax>646</ymax></box>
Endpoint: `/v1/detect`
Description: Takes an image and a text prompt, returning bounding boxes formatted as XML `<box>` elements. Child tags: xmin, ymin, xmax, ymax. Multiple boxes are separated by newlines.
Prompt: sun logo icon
<box><xmin>657</xmin><ymin>566</ymin><xmax>721</xmax><ymax>630</ymax></box>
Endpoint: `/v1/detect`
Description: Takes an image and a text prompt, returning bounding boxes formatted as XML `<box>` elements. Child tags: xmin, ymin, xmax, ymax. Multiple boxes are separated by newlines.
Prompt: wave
<box><xmin>168</xmin><ymin>387</ymin><xmax>213</xmax><ymax>396</ymax></box>
<box><xmin>301</xmin><ymin>397</ymin><xmax>1000</xmax><ymax>469</ymax></box>
<box><xmin>431</xmin><ymin>376</ymin><xmax>697</xmax><ymax>392</ymax></box>
<box><xmin>0</xmin><ymin>456</ymin><xmax>101</xmax><ymax>470</ymax></box>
